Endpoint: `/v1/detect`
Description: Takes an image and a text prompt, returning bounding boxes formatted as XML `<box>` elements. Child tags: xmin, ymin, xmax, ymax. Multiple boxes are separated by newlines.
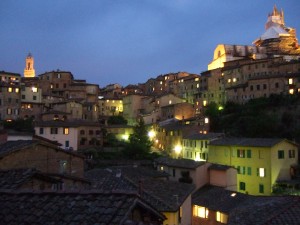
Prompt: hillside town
<box><xmin>0</xmin><ymin>5</ymin><xmax>300</xmax><ymax>225</ymax></box>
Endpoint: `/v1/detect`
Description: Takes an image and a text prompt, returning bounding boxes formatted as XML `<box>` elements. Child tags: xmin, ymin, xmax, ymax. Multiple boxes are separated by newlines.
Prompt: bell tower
<box><xmin>24</xmin><ymin>53</ymin><xmax>35</xmax><ymax>78</ymax></box>
<box><xmin>265</xmin><ymin>5</ymin><xmax>285</xmax><ymax>30</ymax></box>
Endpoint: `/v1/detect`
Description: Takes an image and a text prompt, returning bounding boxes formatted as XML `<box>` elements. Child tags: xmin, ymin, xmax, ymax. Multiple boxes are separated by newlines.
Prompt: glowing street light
<box><xmin>174</xmin><ymin>145</ymin><xmax>182</xmax><ymax>154</ymax></box>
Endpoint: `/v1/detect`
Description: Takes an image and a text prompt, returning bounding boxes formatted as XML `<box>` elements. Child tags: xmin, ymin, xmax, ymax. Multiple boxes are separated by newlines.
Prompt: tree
<box><xmin>122</xmin><ymin>118</ymin><xmax>152</xmax><ymax>159</ymax></box>
<box><xmin>107</xmin><ymin>116</ymin><xmax>127</xmax><ymax>125</ymax></box>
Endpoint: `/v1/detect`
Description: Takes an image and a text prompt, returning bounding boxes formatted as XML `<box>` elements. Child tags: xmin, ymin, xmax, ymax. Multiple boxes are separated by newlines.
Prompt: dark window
<box><xmin>239</xmin><ymin>182</ymin><xmax>246</xmax><ymax>191</ymax></box>
<box><xmin>80</xmin><ymin>130</ymin><xmax>85</xmax><ymax>135</ymax></box>
<box><xmin>50</xmin><ymin>127</ymin><xmax>58</xmax><ymax>134</ymax></box>
<box><xmin>172</xmin><ymin>169</ymin><xmax>176</xmax><ymax>177</ymax></box>
<box><xmin>247</xmin><ymin>167</ymin><xmax>252</xmax><ymax>175</ymax></box>
<box><xmin>39</xmin><ymin>128</ymin><xmax>44</xmax><ymax>134</ymax></box>
<box><xmin>259</xmin><ymin>184</ymin><xmax>264</xmax><ymax>193</ymax></box>
<box><xmin>289</xmin><ymin>150</ymin><xmax>295</xmax><ymax>158</ymax></box>
<box><xmin>247</xmin><ymin>150</ymin><xmax>251</xmax><ymax>158</ymax></box>
<box><xmin>278</xmin><ymin>150</ymin><xmax>284</xmax><ymax>159</ymax></box>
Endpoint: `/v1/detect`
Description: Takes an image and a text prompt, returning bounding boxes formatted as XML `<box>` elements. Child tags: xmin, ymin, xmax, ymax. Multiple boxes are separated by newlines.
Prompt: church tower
<box><xmin>265</xmin><ymin>5</ymin><xmax>285</xmax><ymax>30</ymax></box>
<box><xmin>24</xmin><ymin>53</ymin><xmax>35</xmax><ymax>78</ymax></box>
<box><xmin>253</xmin><ymin>5</ymin><xmax>300</xmax><ymax>55</ymax></box>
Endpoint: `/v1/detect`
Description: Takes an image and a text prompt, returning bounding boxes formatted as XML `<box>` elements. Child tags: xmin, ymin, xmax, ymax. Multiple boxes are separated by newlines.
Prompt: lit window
<box><xmin>50</xmin><ymin>84</ymin><xmax>53</xmax><ymax>89</ymax></box>
<box><xmin>7</xmin><ymin>108</ymin><xmax>12</xmax><ymax>115</ymax></box>
<box><xmin>160</xmin><ymin>166</ymin><xmax>164</xmax><ymax>171</ymax></box>
<box><xmin>228</xmin><ymin>79</ymin><xmax>231</xmax><ymax>83</ymax></box>
<box><xmin>204</xmin><ymin>117</ymin><xmax>209</xmax><ymax>124</ymax></box>
<box><xmin>237</xmin><ymin>149</ymin><xmax>245</xmax><ymax>158</ymax></box>
<box><xmin>63</xmin><ymin>128</ymin><xmax>69</xmax><ymax>135</ymax></box>
<box><xmin>233</xmin><ymin>78</ymin><xmax>237</xmax><ymax>82</ymax></box>
<box><xmin>216</xmin><ymin>211</ymin><xmax>228</xmax><ymax>224</ymax></box>
<box><xmin>8</xmin><ymin>87</ymin><xmax>13</xmax><ymax>92</ymax></box>
<box><xmin>160</xmin><ymin>81</ymin><xmax>162</xmax><ymax>85</ymax></box>
<box><xmin>195</xmin><ymin>78</ymin><xmax>199</xmax><ymax>81</ymax></box>
<box><xmin>289</xmin><ymin>89</ymin><xmax>294</xmax><ymax>95</ymax></box>
<box><xmin>258</xmin><ymin>168</ymin><xmax>265</xmax><ymax>177</ymax></box>
<box><xmin>169</xmin><ymin>100</ymin><xmax>172</xmax><ymax>104</ymax></box>
<box><xmin>32</xmin><ymin>87</ymin><xmax>38</xmax><ymax>92</ymax></box>
<box><xmin>193</xmin><ymin>206</ymin><xmax>209</xmax><ymax>218</ymax></box>
<box><xmin>15</xmin><ymin>88</ymin><xmax>19</xmax><ymax>93</ymax></box>
<box><xmin>59</xmin><ymin>160</ymin><xmax>67</xmax><ymax>174</ymax></box>
<box><xmin>203</xmin><ymin>100</ymin><xmax>207</xmax><ymax>106</ymax></box>
<box><xmin>289</xmin><ymin>78</ymin><xmax>293</xmax><ymax>85</ymax></box>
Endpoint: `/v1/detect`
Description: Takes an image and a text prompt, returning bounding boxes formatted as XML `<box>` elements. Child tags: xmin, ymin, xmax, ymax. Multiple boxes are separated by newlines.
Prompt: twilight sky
<box><xmin>0</xmin><ymin>0</ymin><xmax>299</xmax><ymax>87</ymax></box>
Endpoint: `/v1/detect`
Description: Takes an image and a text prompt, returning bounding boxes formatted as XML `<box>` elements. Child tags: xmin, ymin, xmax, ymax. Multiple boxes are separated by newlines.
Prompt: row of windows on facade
<box><xmin>193</xmin><ymin>205</ymin><xmax>228</xmax><ymax>224</ymax></box>
<box><xmin>42</xmin><ymin>74</ymin><xmax>63</xmax><ymax>80</ymax></box>
<box><xmin>220</xmin><ymin>149</ymin><xmax>295</xmax><ymax>159</ymax></box>
<box><xmin>49</xmin><ymin>83</ymin><xmax>68</xmax><ymax>89</ymax></box>
<box><xmin>236</xmin><ymin>166</ymin><xmax>266</xmax><ymax>177</ymax></box>
<box><xmin>239</xmin><ymin>181</ymin><xmax>265</xmax><ymax>194</ymax></box>
<box><xmin>40</xmin><ymin>127</ymin><xmax>101</xmax><ymax>135</ymax></box>
<box><xmin>182</xmin><ymin>140</ymin><xmax>208</xmax><ymax>148</ymax></box>
<box><xmin>0</xmin><ymin>76</ymin><xmax>19</xmax><ymax>82</ymax></box>
<box><xmin>185</xmin><ymin>151</ymin><xmax>207</xmax><ymax>160</ymax></box>
<box><xmin>5</xmin><ymin>108</ymin><xmax>19</xmax><ymax>115</ymax></box>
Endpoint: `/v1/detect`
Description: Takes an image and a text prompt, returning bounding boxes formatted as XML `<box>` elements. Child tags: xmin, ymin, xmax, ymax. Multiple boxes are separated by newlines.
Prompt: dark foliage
<box><xmin>205</xmin><ymin>94</ymin><xmax>300</xmax><ymax>142</ymax></box>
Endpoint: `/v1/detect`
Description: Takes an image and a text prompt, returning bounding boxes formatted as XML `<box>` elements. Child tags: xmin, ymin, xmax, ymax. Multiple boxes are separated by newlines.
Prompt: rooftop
<box><xmin>85</xmin><ymin>166</ymin><xmax>195</xmax><ymax>212</ymax></box>
<box><xmin>154</xmin><ymin>157</ymin><xmax>205</xmax><ymax>169</ymax></box>
<box><xmin>209</xmin><ymin>137</ymin><xmax>291</xmax><ymax>147</ymax></box>
<box><xmin>0</xmin><ymin>190</ymin><xmax>164</xmax><ymax>225</ymax></box>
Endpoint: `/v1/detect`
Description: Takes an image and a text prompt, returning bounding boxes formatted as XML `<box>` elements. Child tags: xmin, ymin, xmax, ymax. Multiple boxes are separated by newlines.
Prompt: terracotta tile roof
<box><xmin>183</xmin><ymin>132</ymin><xmax>224</xmax><ymax>140</ymax></box>
<box><xmin>0</xmin><ymin>190</ymin><xmax>165</xmax><ymax>224</ymax></box>
<box><xmin>0</xmin><ymin>168</ymin><xmax>61</xmax><ymax>190</ymax></box>
<box><xmin>85</xmin><ymin>167</ymin><xmax>195</xmax><ymax>212</ymax></box>
<box><xmin>0</xmin><ymin>140</ymin><xmax>37</xmax><ymax>157</ymax></box>
<box><xmin>192</xmin><ymin>185</ymin><xmax>300</xmax><ymax>225</ymax></box>
<box><xmin>192</xmin><ymin>185</ymin><xmax>250</xmax><ymax>213</ymax></box>
<box><xmin>208</xmin><ymin>163</ymin><xmax>234</xmax><ymax>171</ymax></box>
<box><xmin>0</xmin><ymin>140</ymin><xmax>84</xmax><ymax>158</ymax></box>
<box><xmin>228</xmin><ymin>196</ymin><xmax>300</xmax><ymax>225</ymax></box>
<box><xmin>35</xmin><ymin>120</ymin><xmax>101</xmax><ymax>127</ymax></box>
<box><xmin>154</xmin><ymin>157</ymin><xmax>205</xmax><ymax>169</ymax></box>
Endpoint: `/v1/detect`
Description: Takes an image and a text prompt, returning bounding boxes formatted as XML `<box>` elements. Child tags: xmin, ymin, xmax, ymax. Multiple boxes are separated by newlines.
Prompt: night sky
<box><xmin>1</xmin><ymin>0</ymin><xmax>299</xmax><ymax>87</ymax></box>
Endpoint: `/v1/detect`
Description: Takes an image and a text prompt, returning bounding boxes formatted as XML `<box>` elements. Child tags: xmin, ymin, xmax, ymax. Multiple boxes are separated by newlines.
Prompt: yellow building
<box><xmin>208</xmin><ymin>137</ymin><xmax>298</xmax><ymax>195</ymax></box>
<box><xmin>182</xmin><ymin>132</ymin><xmax>224</xmax><ymax>161</ymax></box>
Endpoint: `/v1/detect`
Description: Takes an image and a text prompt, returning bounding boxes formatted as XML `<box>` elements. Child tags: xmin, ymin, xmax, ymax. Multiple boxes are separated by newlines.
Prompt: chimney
<box><xmin>0</xmin><ymin>122</ymin><xmax>7</xmax><ymax>144</ymax></box>
<box><xmin>116</xmin><ymin>169</ymin><xmax>121</xmax><ymax>178</ymax></box>
<box><xmin>138</xmin><ymin>180</ymin><xmax>143</xmax><ymax>197</ymax></box>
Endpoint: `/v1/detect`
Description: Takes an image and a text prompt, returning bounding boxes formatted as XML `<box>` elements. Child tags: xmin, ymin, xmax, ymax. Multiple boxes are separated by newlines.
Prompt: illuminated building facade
<box><xmin>0</xmin><ymin>72</ymin><xmax>21</xmax><ymax>121</ymax></box>
<box><xmin>23</xmin><ymin>53</ymin><xmax>35</xmax><ymax>78</ymax></box>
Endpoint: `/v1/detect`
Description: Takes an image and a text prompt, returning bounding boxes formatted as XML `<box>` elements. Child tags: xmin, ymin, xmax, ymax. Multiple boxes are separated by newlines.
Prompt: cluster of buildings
<box><xmin>0</xmin><ymin>137</ymin><xmax>299</xmax><ymax>224</ymax></box>
<box><xmin>0</xmin><ymin>5</ymin><xmax>300</xmax><ymax>224</ymax></box>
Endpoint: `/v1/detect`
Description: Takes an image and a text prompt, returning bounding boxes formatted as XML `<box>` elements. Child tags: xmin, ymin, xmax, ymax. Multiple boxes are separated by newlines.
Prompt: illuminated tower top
<box><xmin>24</xmin><ymin>53</ymin><xmax>35</xmax><ymax>78</ymax></box>
<box><xmin>265</xmin><ymin>5</ymin><xmax>285</xmax><ymax>30</ymax></box>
